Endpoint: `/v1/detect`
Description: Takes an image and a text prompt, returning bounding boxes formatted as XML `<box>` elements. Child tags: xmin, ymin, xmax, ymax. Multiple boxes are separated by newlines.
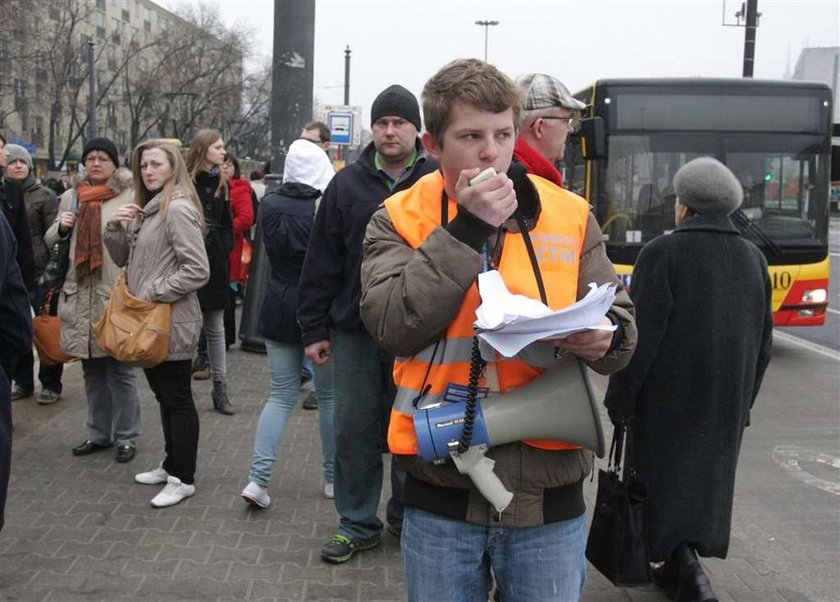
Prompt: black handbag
<box><xmin>33</xmin><ymin>191</ymin><xmax>78</xmax><ymax>312</ymax></box>
<box><xmin>585</xmin><ymin>422</ymin><xmax>650</xmax><ymax>586</ymax></box>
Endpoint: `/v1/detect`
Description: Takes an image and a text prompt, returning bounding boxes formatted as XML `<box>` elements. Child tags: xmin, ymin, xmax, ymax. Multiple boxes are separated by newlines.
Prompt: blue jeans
<box><xmin>248</xmin><ymin>339</ymin><xmax>335</xmax><ymax>486</ymax></box>
<box><xmin>402</xmin><ymin>508</ymin><xmax>587</xmax><ymax>602</ymax></box>
<box><xmin>332</xmin><ymin>329</ymin><xmax>405</xmax><ymax>541</ymax></box>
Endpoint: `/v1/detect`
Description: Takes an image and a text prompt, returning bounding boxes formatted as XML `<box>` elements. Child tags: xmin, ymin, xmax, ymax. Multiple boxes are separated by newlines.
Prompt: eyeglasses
<box><xmin>539</xmin><ymin>116</ymin><xmax>578</xmax><ymax>127</ymax></box>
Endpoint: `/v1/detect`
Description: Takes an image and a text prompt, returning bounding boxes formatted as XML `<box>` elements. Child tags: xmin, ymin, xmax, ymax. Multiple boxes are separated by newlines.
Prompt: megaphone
<box><xmin>413</xmin><ymin>353</ymin><xmax>605</xmax><ymax>512</ymax></box>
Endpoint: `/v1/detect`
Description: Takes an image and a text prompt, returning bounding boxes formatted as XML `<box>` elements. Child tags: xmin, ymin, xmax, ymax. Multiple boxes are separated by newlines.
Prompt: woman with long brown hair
<box><xmin>104</xmin><ymin>139</ymin><xmax>209</xmax><ymax>507</ymax></box>
<box><xmin>184</xmin><ymin>129</ymin><xmax>234</xmax><ymax>415</ymax></box>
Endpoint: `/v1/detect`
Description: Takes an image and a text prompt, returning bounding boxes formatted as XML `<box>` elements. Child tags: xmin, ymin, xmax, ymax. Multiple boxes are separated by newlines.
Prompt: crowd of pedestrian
<box><xmin>0</xmin><ymin>56</ymin><xmax>774</xmax><ymax>602</ymax></box>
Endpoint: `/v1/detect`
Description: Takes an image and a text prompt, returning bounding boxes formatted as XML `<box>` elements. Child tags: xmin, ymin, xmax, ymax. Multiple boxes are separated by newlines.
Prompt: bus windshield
<box><xmin>600</xmin><ymin>132</ymin><xmax>829</xmax><ymax>254</ymax></box>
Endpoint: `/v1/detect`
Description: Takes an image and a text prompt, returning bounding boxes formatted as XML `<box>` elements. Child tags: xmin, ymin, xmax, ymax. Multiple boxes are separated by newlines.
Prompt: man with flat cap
<box><xmin>298</xmin><ymin>84</ymin><xmax>438</xmax><ymax>563</ymax></box>
<box><xmin>514</xmin><ymin>73</ymin><xmax>586</xmax><ymax>187</ymax></box>
<box><xmin>605</xmin><ymin>157</ymin><xmax>773</xmax><ymax>602</ymax></box>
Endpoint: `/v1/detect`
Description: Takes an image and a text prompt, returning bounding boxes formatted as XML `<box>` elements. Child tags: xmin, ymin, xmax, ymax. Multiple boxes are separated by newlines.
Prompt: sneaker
<box><xmin>386</xmin><ymin>522</ymin><xmax>402</xmax><ymax>539</ymax></box>
<box><xmin>37</xmin><ymin>389</ymin><xmax>61</xmax><ymax>404</ymax></box>
<box><xmin>192</xmin><ymin>356</ymin><xmax>210</xmax><ymax>380</ymax></box>
<box><xmin>323</xmin><ymin>482</ymin><xmax>334</xmax><ymax>499</ymax></box>
<box><xmin>135</xmin><ymin>466</ymin><xmax>169</xmax><ymax>485</ymax></box>
<box><xmin>241</xmin><ymin>481</ymin><xmax>271</xmax><ymax>509</ymax></box>
<box><xmin>320</xmin><ymin>534</ymin><xmax>380</xmax><ymax>564</ymax></box>
<box><xmin>150</xmin><ymin>476</ymin><xmax>195</xmax><ymax>508</ymax></box>
<box><xmin>11</xmin><ymin>383</ymin><xmax>33</xmax><ymax>401</ymax></box>
<box><xmin>302</xmin><ymin>391</ymin><xmax>318</xmax><ymax>410</ymax></box>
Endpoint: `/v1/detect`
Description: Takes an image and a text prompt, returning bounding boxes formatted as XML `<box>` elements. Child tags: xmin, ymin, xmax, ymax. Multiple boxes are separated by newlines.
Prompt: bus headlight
<box><xmin>801</xmin><ymin>289</ymin><xmax>827</xmax><ymax>304</ymax></box>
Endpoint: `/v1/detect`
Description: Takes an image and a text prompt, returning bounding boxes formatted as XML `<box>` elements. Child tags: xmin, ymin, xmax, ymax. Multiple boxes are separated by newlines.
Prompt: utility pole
<box><xmin>742</xmin><ymin>0</ymin><xmax>758</xmax><ymax>77</ymax></box>
<box><xmin>474</xmin><ymin>20</ymin><xmax>499</xmax><ymax>62</ymax></box>
<box><xmin>87</xmin><ymin>40</ymin><xmax>98</xmax><ymax>138</ymax></box>
<box><xmin>343</xmin><ymin>45</ymin><xmax>351</xmax><ymax>105</ymax></box>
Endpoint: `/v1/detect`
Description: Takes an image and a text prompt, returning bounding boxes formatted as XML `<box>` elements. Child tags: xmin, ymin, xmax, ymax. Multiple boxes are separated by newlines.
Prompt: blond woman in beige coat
<box><xmin>104</xmin><ymin>139</ymin><xmax>209</xmax><ymax>508</ymax></box>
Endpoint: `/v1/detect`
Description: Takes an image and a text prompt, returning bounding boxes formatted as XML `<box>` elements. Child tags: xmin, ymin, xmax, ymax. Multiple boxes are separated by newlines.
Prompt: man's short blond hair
<box><xmin>422</xmin><ymin>59</ymin><xmax>521</xmax><ymax>143</ymax></box>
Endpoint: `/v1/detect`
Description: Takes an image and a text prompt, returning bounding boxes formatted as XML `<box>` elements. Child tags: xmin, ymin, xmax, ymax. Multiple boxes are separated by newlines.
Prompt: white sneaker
<box><xmin>150</xmin><ymin>476</ymin><xmax>195</xmax><ymax>508</ymax></box>
<box><xmin>135</xmin><ymin>466</ymin><xmax>169</xmax><ymax>485</ymax></box>
<box><xmin>323</xmin><ymin>482</ymin><xmax>334</xmax><ymax>499</ymax></box>
<box><xmin>241</xmin><ymin>481</ymin><xmax>270</xmax><ymax>508</ymax></box>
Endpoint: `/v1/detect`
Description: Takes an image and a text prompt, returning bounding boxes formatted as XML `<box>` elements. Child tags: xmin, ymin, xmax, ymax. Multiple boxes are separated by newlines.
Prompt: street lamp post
<box><xmin>475</xmin><ymin>19</ymin><xmax>499</xmax><ymax>62</ymax></box>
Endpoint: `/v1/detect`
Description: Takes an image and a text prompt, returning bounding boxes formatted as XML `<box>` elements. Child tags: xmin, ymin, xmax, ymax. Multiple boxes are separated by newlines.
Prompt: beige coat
<box><xmin>44</xmin><ymin>169</ymin><xmax>134</xmax><ymax>359</ymax></box>
<box><xmin>102</xmin><ymin>186</ymin><xmax>209</xmax><ymax>361</ymax></box>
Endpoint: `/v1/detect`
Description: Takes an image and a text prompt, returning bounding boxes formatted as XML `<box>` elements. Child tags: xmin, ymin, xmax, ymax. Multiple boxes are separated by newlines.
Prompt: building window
<box><xmin>97</xmin><ymin>11</ymin><xmax>105</xmax><ymax>27</ymax></box>
<box><xmin>14</xmin><ymin>79</ymin><xmax>27</xmax><ymax>99</ymax></box>
<box><xmin>33</xmin><ymin>117</ymin><xmax>44</xmax><ymax>146</ymax></box>
<box><xmin>96</xmin><ymin>0</ymin><xmax>105</xmax><ymax>9</ymax></box>
<box><xmin>122</xmin><ymin>9</ymin><xmax>130</xmax><ymax>22</ymax></box>
<box><xmin>112</xmin><ymin>17</ymin><xmax>121</xmax><ymax>33</ymax></box>
<box><xmin>49</xmin><ymin>4</ymin><xmax>60</xmax><ymax>20</ymax></box>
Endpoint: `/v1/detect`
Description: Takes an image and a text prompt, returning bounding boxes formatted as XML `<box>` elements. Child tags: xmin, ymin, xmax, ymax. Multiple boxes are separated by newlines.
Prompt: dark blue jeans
<box><xmin>332</xmin><ymin>329</ymin><xmax>405</xmax><ymax>541</ymax></box>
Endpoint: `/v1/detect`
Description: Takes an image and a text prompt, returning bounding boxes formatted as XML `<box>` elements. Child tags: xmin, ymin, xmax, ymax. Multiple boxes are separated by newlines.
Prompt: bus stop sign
<box><xmin>328</xmin><ymin>111</ymin><xmax>353</xmax><ymax>146</ymax></box>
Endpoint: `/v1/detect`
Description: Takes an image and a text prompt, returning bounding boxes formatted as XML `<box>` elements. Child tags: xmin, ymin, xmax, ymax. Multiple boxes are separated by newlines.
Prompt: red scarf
<box><xmin>74</xmin><ymin>182</ymin><xmax>119</xmax><ymax>274</ymax></box>
<box><xmin>513</xmin><ymin>138</ymin><xmax>563</xmax><ymax>187</ymax></box>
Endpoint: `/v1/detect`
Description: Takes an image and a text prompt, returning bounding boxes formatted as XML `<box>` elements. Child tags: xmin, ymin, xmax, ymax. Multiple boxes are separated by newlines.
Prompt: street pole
<box><xmin>343</xmin><ymin>45</ymin><xmax>351</xmax><ymax>105</ymax></box>
<box><xmin>87</xmin><ymin>40</ymin><xmax>98</xmax><ymax>138</ymax></box>
<box><xmin>742</xmin><ymin>0</ymin><xmax>758</xmax><ymax>77</ymax></box>
<box><xmin>475</xmin><ymin>20</ymin><xmax>499</xmax><ymax>62</ymax></box>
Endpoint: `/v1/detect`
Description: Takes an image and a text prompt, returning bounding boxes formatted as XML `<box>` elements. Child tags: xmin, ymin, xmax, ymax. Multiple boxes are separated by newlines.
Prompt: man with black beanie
<box><xmin>298</xmin><ymin>84</ymin><xmax>438</xmax><ymax>564</ymax></box>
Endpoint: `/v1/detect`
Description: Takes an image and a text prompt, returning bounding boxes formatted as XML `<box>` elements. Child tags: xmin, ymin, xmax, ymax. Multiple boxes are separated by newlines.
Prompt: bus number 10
<box><xmin>772</xmin><ymin>271</ymin><xmax>792</xmax><ymax>290</ymax></box>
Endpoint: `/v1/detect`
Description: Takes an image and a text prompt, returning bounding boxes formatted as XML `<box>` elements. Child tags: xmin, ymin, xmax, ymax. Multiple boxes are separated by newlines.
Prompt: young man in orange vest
<box><xmin>359</xmin><ymin>59</ymin><xmax>637</xmax><ymax>601</ymax></box>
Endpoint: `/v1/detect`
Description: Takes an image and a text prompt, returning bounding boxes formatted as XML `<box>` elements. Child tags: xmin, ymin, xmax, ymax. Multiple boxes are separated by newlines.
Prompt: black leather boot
<box><xmin>673</xmin><ymin>545</ymin><xmax>719</xmax><ymax>602</ymax></box>
<box><xmin>212</xmin><ymin>381</ymin><xmax>235</xmax><ymax>415</ymax></box>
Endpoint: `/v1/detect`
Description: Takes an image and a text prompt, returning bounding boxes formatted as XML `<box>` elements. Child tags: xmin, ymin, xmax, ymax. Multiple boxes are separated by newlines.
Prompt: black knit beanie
<box><xmin>82</xmin><ymin>137</ymin><xmax>120</xmax><ymax>168</ymax></box>
<box><xmin>370</xmin><ymin>84</ymin><xmax>422</xmax><ymax>131</ymax></box>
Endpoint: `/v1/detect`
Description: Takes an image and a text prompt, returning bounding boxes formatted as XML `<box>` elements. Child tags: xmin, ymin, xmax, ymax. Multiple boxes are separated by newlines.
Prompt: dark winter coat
<box><xmin>0</xmin><ymin>177</ymin><xmax>35</xmax><ymax>291</ymax></box>
<box><xmin>297</xmin><ymin>139</ymin><xmax>438</xmax><ymax>346</ymax></box>
<box><xmin>19</xmin><ymin>173</ymin><xmax>58</xmax><ymax>277</ymax></box>
<box><xmin>0</xmin><ymin>215</ymin><xmax>33</xmax><ymax>531</ymax></box>
<box><xmin>194</xmin><ymin>169</ymin><xmax>233</xmax><ymax>311</ymax></box>
<box><xmin>258</xmin><ymin>182</ymin><xmax>320</xmax><ymax>343</ymax></box>
<box><xmin>604</xmin><ymin>213</ymin><xmax>773</xmax><ymax>561</ymax></box>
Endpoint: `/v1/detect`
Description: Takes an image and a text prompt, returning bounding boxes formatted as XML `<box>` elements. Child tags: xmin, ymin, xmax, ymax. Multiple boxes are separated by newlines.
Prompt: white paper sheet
<box><xmin>474</xmin><ymin>271</ymin><xmax>617</xmax><ymax>357</ymax></box>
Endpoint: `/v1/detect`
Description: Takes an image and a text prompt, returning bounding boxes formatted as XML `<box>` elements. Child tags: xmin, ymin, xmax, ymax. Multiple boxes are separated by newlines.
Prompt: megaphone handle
<box><xmin>450</xmin><ymin>445</ymin><xmax>514</xmax><ymax>514</ymax></box>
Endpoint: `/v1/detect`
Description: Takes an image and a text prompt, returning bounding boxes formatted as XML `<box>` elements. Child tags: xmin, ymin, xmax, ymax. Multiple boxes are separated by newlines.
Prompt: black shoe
<box><xmin>673</xmin><ymin>546</ymin><xmax>719</xmax><ymax>602</ymax></box>
<box><xmin>72</xmin><ymin>440</ymin><xmax>112</xmax><ymax>456</ymax></box>
<box><xmin>386</xmin><ymin>522</ymin><xmax>402</xmax><ymax>539</ymax></box>
<box><xmin>320</xmin><ymin>534</ymin><xmax>380</xmax><ymax>564</ymax></box>
<box><xmin>651</xmin><ymin>561</ymin><xmax>678</xmax><ymax>599</ymax></box>
<box><xmin>115</xmin><ymin>445</ymin><xmax>137</xmax><ymax>463</ymax></box>
<box><xmin>302</xmin><ymin>391</ymin><xmax>318</xmax><ymax>410</ymax></box>
<box><xmin>11</xmin><ymin>383</ymin><xmax>33</xmax><ymax>401</ymax></box>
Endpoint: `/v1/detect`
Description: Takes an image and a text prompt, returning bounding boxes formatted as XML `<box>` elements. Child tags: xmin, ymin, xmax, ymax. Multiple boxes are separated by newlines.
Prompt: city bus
<box><xmin>565</xmin><ymin>78</ymin><xmax>833</xmax><ymax>326</ymax></box>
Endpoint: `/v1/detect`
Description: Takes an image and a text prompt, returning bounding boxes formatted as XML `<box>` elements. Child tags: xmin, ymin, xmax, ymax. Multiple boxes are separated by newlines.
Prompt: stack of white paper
<box><xmin>474</xmin><ymin>271</ymin><xmax>617</xmax><ymax>357</ymax></box>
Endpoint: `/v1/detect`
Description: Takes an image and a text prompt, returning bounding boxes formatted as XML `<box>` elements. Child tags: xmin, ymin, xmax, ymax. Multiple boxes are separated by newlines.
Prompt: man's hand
<box><xmin>544</xmin><ymin>316</ymin><xmax>614</xmax><ymax>362</ymax></box>
<box><xmin>455</xmin><ymin>168</ymin><xmax>517</xmax><ymax>228</ymax></box>
<box><xmin>304</xmin><ymin>340</ymin><xmax>331</xmax><ymax>366</ymax></box>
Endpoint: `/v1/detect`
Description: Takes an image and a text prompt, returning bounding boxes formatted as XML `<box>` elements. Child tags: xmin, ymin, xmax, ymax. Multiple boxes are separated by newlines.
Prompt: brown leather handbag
<box><xmin>33</xmin><ymin>294</ymin><xmax>76</xmax><ymax>366</ymax></box>
<box><xmin>95</xmin><ymin>272</ymin><xmax>172</xmax><ymax>368</ymax></box>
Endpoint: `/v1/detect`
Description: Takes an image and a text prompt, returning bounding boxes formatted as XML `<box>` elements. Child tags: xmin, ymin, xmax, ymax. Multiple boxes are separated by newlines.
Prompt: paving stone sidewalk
<box><xmin>0</xmin><ymin>340</ymin><xmax>825</xmax><ymax>601</ymax></box>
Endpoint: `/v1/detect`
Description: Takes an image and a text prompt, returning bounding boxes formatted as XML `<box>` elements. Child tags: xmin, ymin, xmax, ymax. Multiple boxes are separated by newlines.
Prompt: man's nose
<box><xmin>479</xmin><ymin>136</ymin><xmax>499</xmax><ymax>162</ymax></box>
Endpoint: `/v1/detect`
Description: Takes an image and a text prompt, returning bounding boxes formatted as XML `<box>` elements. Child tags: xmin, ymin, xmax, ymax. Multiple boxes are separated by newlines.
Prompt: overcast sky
<box><xmin>160</xmin><ymin>0</ymin><xmax>838</xmax><ymax>124</ymax></box>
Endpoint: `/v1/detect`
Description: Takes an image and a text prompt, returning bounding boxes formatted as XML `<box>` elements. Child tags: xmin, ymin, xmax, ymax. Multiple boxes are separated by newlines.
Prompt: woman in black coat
<box><xmin>604</xmin><ymin>158</ymin><xmax>773</xmax><ymax>602</ymax></box>
<box><xmin>240</xmin><ymin>138</ymin><xmax>336</xmax><ymax>509</ymax></box>
<box><xmin>185</xmin><ymin>129</ymin><xmax>234</xmax><ymax>415</ymax></box>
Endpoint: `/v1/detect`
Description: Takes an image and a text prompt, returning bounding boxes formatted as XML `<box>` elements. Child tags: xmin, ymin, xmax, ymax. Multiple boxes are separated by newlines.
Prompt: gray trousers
<box><xmin>81</xmin><ymin>357</ymin><xmax>141</xmax><ymax>447</ymax></box>
<box><xmin>202</xmin><ymin>309</ymin><xmax>227</xmax><ymax>383</ymax></box>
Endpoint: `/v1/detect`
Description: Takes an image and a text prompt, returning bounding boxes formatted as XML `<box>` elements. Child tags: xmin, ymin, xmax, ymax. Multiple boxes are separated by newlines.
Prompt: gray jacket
<box><xmin>103</xmin><ymin>186</ymin><xmax>209</xmax><ymax>361</ymax></box>
<box><xmin>45</xmin><ymin>169</ymin><xmax>134</xmax><ymax>359</ymax></box>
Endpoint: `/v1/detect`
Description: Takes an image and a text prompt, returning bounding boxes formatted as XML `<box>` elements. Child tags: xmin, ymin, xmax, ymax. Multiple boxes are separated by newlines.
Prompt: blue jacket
<box><xmin>258</xmin><ymin>182</ymin><xmax>320</xmax><ymax>344</ymax></box>
<box><xmin>297</xmin><ymin>139</ymin><xmax>438</xmax><ymax>345</ymax></box>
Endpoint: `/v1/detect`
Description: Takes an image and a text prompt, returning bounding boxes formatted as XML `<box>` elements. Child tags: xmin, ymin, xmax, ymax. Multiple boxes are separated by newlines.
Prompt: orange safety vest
<box><xmin>384</xmin><ymin>171</ymin><xmax>591</xmax><ymax>456</ymax></box>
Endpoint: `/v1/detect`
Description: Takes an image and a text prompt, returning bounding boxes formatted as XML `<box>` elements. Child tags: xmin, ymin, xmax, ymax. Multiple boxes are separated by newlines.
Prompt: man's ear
<box><xmin>422</xmin><ymin>131</ymin><xmax>442</xmax><ymax>162</ymax></box>
<box><xmin>530</xmin><ymin>118</ymin><xmax>545</xmax><ymax>140</ymax></box>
